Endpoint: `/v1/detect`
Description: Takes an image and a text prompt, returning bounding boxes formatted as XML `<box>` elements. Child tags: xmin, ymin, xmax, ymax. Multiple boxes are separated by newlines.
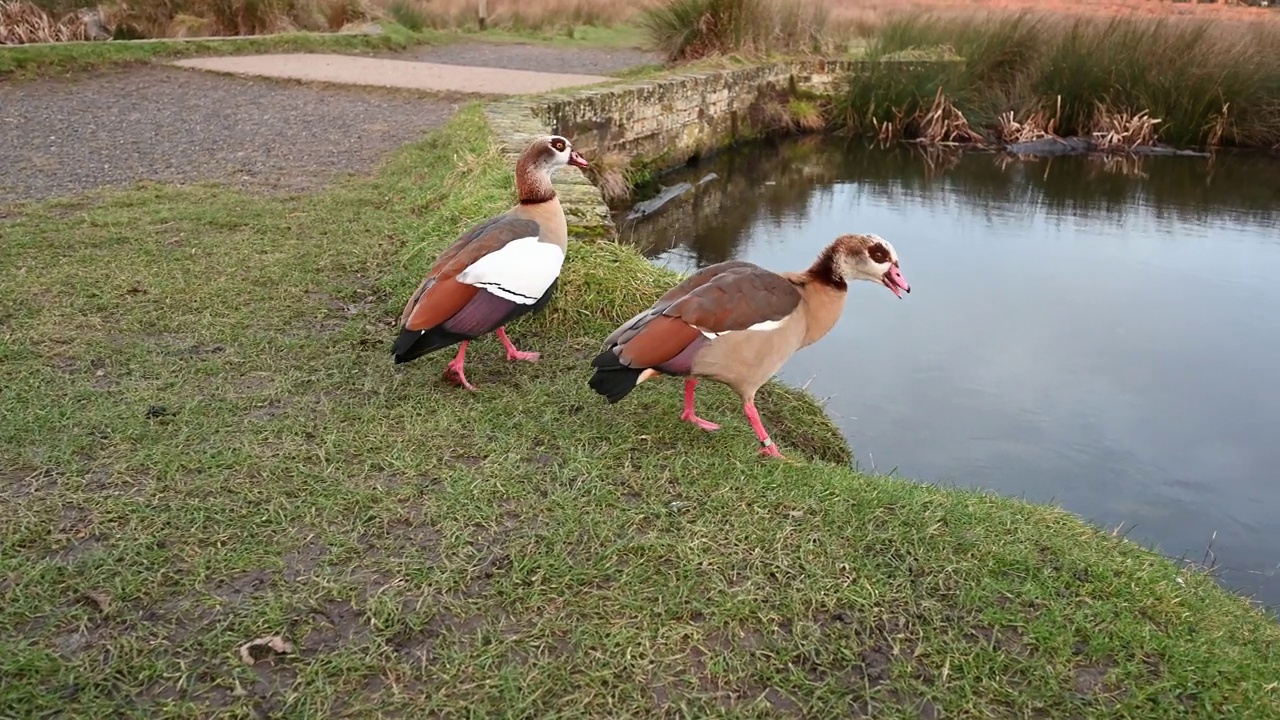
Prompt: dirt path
<box><xmin>389</xmin><ymin>42</ymin><xmax>659</xmax><ymax>76</ymax></box>
<box><xmin>0</xmin><ymin>42</ymin><xmax>657</xmax><ymax>203</ymax></box>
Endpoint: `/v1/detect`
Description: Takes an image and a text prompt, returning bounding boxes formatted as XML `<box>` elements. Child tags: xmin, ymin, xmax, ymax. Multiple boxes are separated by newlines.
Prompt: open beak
<box><xmin>882</xmin><ymin>264</ymin><xmax>910</xmax><ymax>299</ymax></box>
<box><xmin>568</xmin><ymin>150</ymin><xmax>590</xmax><ymax>168</ymax></box>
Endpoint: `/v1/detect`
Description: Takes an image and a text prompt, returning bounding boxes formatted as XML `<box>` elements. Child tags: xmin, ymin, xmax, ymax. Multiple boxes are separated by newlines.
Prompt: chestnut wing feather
<box><xmin>601</xmin><ymin>260</ymin><xmax>758</xmax><ymax>348</ymax></box>
<box><xmin>667</xmin><ymin>266</ymin><xmax>801</xmax><ymax>334</ymax></box>
<box><xmin>399</xmin><ymin>215</ymin><xmax>542</xmax><ymax>332</ymax></box>
<box><xmin>606</xmin><ymin>263</ymin><xmax>801</xmax><ymax>369</ymax></box>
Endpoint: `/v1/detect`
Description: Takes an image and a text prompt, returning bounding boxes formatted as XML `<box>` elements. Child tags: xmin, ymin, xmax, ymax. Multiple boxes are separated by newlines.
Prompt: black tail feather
<box><xmin>391</xmin><ymin>326</ymin><xmax>471</xmax><ymax>364</ymax></box>
<box><xmin>588</xmin><ymin>348</ymin><xmax>646</xmax><ymax>403</ymax></box>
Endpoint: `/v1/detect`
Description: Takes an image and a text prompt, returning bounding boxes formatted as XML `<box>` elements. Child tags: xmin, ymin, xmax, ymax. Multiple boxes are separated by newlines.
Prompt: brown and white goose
<box><xmin>587</xmin><ymin>234</ymin><xmax>910</xmax><ymax>458</ymax></box>
<box><xmin>392</xmin><ymin>135</ymin><xmax>589</xmax><ymax>390</ymax></box>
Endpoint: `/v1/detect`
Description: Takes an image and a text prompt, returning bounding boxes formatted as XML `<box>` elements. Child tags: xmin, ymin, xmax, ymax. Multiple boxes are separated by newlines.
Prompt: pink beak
<box><xmin>568</xmin><ymin>150</ymin><xmax>590</xmax><ymax>168</ymax></box>
<box><xmin>883</xmin><ymin>264</ymin><xmax>910</xmax><ymax>298</ymax></box>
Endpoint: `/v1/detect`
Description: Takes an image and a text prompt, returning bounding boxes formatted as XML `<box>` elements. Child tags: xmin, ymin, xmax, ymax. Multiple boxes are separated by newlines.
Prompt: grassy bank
<box><xmin>838</xmin><ymin>12</ymin><xmax>1280</xmax><ymax>150</ymax></box>
<box><xmin>3</xmin><ymin>105</ymin><xmax>1280</xmax><ymax>717</ymax></box>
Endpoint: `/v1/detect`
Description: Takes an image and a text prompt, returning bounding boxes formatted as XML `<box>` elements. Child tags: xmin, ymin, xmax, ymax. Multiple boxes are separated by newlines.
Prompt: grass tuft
<box><xmin>580</xmin><ymin>149</ymin><xmax>635</xmax><ymax>206</ymax></box>
<box><xmin>385</xmin><ymin>0</ymin><xmax>423</xmax><ymax>31</ymax></box>
<box><xmin>2</xmin><ymin>103</ymin><xmax>1279</xmax><ymax>716</ymax></box>
<box><xmin>787</xmin><ymin>97</ymin><xmax>826</xmax><ymax>133</ymax></box>
<box><xmin>641</xmin><ymin>0</ymin><xmax>831</xmax><ymax>62</ymax></box>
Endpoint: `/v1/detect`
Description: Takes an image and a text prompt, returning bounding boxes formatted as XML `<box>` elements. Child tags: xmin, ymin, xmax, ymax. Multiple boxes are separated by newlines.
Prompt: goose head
<box><xmin>515</xmin><ymin>135</ymin><xmax>590</xmax><ymax>204</ymax></box>
<box><xmin>814</xmin><ymin>233</ymin><xmax>911</xmax><ymax>298</ymax></box>
<box><xmin>525</xmin><ymin>135</ymin><xmax>590</xmax><ymax>173</ymax></box>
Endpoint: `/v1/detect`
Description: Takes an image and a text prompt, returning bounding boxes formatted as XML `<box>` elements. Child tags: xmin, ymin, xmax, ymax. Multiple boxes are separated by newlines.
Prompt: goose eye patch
<box><xmin>868</xmin><ymin>243</ymin><xmax>890</xmax><ymax>264</ymax></box>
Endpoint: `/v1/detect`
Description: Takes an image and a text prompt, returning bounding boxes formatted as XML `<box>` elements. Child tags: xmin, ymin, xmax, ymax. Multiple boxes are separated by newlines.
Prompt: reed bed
<box><xmin>837</xmin><ymin>11</ymin><xmax>1280</xmax><ymax>150</ymax></box>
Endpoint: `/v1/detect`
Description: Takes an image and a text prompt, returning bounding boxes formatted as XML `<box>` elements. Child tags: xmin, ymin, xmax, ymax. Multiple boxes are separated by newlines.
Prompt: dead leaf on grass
<box><xmin>239</xmin><ymin>635</ymin><xmax>294</xmax><ymax>665</ymax></box>
<box><xmin>83</xmin><ymin>590</ymin><xmax>111</xmax><ymax>614</ymax></box>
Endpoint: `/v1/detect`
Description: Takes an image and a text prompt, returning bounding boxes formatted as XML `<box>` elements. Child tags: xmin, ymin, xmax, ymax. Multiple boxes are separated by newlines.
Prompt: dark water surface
<box><xmin>617</xmin><ymin>137</ymin><xmax>1280</xmax><ymax>609</ymax></box>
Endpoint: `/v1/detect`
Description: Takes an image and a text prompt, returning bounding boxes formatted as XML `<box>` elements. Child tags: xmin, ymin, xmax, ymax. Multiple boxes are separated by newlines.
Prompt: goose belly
<box><xmin>690</xmin><ymin>317</ymin><xmax>806</xmax><ymax>395</ymax></box>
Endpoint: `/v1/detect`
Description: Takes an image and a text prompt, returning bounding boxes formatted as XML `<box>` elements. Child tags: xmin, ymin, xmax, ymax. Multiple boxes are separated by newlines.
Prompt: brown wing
<box><xmin>399</xmin><ymin>215</ymin><xmax>541</xmax><ymax>332</ymax></box>
<box><xmin>601</xmin><ymin>260</ymin><xmax>758</xmax><ymax>348</ymax></box>
<box><xmin>609</xmin><ymin>263</ymin><xmax>802</xmax><ymax>369</ymax></box>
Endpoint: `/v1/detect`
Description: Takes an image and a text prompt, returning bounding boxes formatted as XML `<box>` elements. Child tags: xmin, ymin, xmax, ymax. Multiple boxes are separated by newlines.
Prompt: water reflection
<box><xmin>618</xmin><ymin>138</ymin><xmax>1280</xmax><ymax>610</ymax></box>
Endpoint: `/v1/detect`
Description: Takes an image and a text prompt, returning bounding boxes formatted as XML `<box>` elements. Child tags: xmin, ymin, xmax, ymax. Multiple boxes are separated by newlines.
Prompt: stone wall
<box><xmin>535</xmin><ymin>59</ymin><xmax>860</xmax><ymax>170</ymax></box>
<box><xmin>482</xmin><ymin>59</ymin><xmax>942</xmax><ymax>238</ymax></box>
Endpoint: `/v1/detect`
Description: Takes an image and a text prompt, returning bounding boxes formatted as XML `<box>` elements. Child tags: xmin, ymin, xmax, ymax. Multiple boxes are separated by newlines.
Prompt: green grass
<box><xmin>2</xmin><ymin>104</ymin><xmax>1280</xmax><ymax>718</ymax></box>
<box><xmin>840</xmin><ymin>12</ymin><xmax>1280</xmax><ymax>150</ymax></box>
<box><xmin>463</xmin><ymin>23</ymin><xmax>650</xmax><ymax>50</ymax></box>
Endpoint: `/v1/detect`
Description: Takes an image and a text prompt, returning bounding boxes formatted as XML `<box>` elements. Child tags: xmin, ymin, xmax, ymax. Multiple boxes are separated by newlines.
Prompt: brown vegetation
<box><xmin>1</xmin><ymin>0</ymin><xmax>104</xmax><ymax>42</ymax></box>
<box><xmin>2</xmin><ymin>0</ymin><xmax>380</xmax><ymax>41</ymax></box>
<box><xmin>583</xmin><ymin>149</ymin><xmax>635</xmax><ymax>205</ymax></box>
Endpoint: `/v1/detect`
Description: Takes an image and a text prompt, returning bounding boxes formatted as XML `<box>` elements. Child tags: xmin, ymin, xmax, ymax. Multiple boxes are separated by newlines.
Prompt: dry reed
<box><xmin>916</xmin><ymin>86</ymin><xmax>982</xmax><ymax>144</ymax></box>
<box><xmin>582</xmin><ymin>149</ymin><xmax>635</xmax><ymax>206</ymax></box>
<box><xmin>1090</xmin><ymin>104</ymin><xmax>1161</xmax><ymax>152</ymax></box>
<box><xmin>3</xmin><ymin>0</ymin><xmax>383</xmax><ymax>41</ymax></box>
<box><xmin>1</xmin><ymin>0</ymin><xmax>104</xmax><ymax>42</ymax></box>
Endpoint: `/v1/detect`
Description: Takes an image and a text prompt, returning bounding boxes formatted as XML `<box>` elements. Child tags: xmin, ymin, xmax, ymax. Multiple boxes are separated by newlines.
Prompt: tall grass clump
<box><xmin>385</xmin><ymin>0</ymin><xmax>423</xmax><ymax>30</ymax></box>
<box><xmin>78</xmin><ymin>0</ymin><xmax>382</xmax><ymax>38</ymax></box>
<box><xmin>845</xmin><ymin>11</ymin><xmax>1280</xmax><ymax>150</ymax></box>
<box><xmin>641</xmin><ymin>0</ymin><xmax>830</xmax><ymax>62</ymax></box>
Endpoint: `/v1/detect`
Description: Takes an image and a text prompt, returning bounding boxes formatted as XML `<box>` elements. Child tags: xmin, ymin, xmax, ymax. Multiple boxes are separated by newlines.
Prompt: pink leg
<box><xmin>679</xmin><ymin>378</ymin><xmax>720</xmax><ymax>431</ymax></box>
<box><xmin>496</xmin><ymin>326</ymin><xmax>540</xmax><ymax>362</ymax></box>
<box><xmin>442</xmin><ymin>341</ymin><xmax>476</xmax><ymax>391</ymax></box>
<box><xmin>743</xmin><ymin>399</ymin><xmax>784</xmax><ymax>458</ymax></box>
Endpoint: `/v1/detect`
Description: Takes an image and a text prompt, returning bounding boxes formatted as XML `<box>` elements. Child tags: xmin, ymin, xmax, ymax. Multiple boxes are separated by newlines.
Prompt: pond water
<box><xmin>616</xmin><ymin>137</ymin><xmax>1280</xmax><ymax>610</ymax></box>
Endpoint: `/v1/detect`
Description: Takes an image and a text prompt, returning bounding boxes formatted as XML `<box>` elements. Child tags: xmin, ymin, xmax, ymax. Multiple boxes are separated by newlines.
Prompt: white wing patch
<box><xmin>455</xmin><ymin>236</ymin><xmax>565</xmax><ymax>305</ymax></box>
<box><xmin>696</xmin><ymin>318</ymin><xmax>783</xmax><ymax>339</ymax></box>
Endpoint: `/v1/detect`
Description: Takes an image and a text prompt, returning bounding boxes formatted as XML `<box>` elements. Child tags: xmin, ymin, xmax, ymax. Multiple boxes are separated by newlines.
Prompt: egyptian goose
<box><xmin>587</xmin><ymin>234</ymin><xmax>910</xmax><ymax>458</ymax></box>
<box><xmin>392</xmin><ymin>135</ymin><xmax>589</xmax><ymax>390</ymax></box>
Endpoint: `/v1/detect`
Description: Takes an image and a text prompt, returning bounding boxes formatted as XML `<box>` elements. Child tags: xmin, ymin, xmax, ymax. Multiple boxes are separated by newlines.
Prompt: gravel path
<box><xmin>390</xmin><ymin>42</ymin><xmax>660</xmax><ymax>76</ymax></box>
<box><xmin>0</xmin><ymin>43</ymin><xmax>661</xmax><ymax>203</ymax></box>
<box><xmin>0</xmin><ymin>66</ymin><xmax>458</xmax><ymax>202</ymax></box>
